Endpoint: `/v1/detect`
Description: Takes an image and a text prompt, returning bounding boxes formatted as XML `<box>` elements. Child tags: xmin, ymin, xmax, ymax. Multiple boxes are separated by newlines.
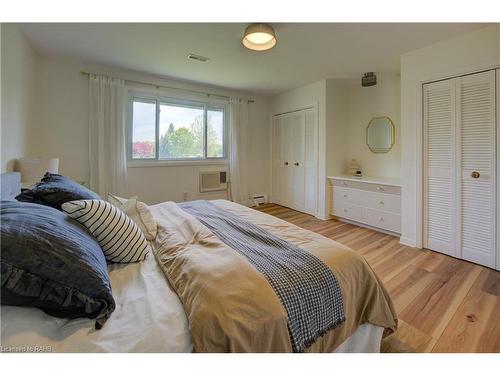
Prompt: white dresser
<box><xmin>328</xmin><ymin>176</ymin><xmax>401</xmax><ymax>235</ymax></box>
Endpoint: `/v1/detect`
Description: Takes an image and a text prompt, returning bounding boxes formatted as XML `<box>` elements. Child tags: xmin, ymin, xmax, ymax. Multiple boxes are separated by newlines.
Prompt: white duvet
<box><xmin>0</xmin><ymin>249</ymin><xmax>193</xmax><ymax>352</ymax></box>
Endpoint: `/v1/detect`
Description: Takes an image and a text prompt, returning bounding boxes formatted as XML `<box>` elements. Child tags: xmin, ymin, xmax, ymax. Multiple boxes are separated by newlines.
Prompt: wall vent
<box><xmin>199</xmin><ymin>171</ymin><xmax>228</xmax><ymax>192</ymax></box>
<box><xmin>188</xmin><ymin>53</ymin><xmax>210</xmax><ymax>62</ymax></box>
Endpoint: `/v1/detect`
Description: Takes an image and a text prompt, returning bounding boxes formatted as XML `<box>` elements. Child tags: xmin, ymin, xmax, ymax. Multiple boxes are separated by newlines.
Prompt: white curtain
<box><xmin>228</xmin><ymin>97</ymin><xmax>250</xmax><ymax>206</ymax></box>
<box><xmin>88</xmin><ymin>74</ymin><xmax>127</xmax><ymax>197</ymax></box>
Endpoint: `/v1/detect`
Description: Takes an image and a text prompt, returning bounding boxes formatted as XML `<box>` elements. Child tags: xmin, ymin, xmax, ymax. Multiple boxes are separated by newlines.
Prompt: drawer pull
<box><xmin>343</xmin><ymin>194</ymin><xmax>348</xmax><ymax>198</ymax></box>
<box><xmin>342</xmin><ymin>182</ymin><xmax>348</xmax><ymax>186</ymax></box>
<box><xmin>377</xmin><ymin>186</ymin><xmax>385</xmax><ymax>191</ymax></box>
<box><xmin>379</xmin><ymin>217</ymin><xmax>384</xmax><ymax>222</ymax></box>
<box><xmin>378</xmin><ymin>201</ymin><xmax>384</xmax><ymax>205</ymax></box>
<box><xmin>343</xmin><ymin>208</ymin><xmax>348</xmax><ymax>212</ymax></box>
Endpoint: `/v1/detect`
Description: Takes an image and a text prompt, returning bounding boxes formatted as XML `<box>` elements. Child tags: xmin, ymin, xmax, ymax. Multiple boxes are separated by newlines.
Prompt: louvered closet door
<box><xmin>303</xmin><ymin>108</ymin><xmax>317</xmax><ymax>214</ymax></box>
<box><xmin>272</xmin><ymin>115</ymin><xmax>283</xmax><ymax>204</ymax></box>
<box><xmin>497</xmin><ymin>69</ymin><xmax>500</xmax><ymax>271</ymax></box>
<box><xmin>291</xmin><ymin>111</ymin><xmax>306</xmax><ymax>212</ymax></box>
<box><xmin>458</xmin><ymin>70</ymin><xmax>496</xmax><ymax>268</ymax></box>
<box><xmin>423</xmin><ymin>79</ymin><xmax>458</xmax><ymax>257</ymax></box>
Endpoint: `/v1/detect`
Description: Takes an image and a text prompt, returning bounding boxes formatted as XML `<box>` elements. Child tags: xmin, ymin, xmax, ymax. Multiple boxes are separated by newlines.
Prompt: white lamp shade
<box><xmin>18</xmin><ymin>157</ymin><xmax>59</xmax><ymax>183</ymax></box>
<box><xmin>242</xmin><ymin>23</ymin><xmax>277</xmax><ymax>51</ymax></box>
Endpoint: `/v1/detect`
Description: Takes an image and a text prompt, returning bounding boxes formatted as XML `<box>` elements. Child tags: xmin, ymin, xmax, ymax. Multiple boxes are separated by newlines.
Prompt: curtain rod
<box><xmin>81</xmin><ymin>71</ymin><xmax>255</xmax><ymax>103</ymax></box>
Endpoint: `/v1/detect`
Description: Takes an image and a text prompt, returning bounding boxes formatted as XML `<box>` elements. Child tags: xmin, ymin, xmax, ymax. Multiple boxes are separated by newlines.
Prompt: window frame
<box><xmin>127</xmin><ymin>91</ymin><xmax>228</xmax><ymax>166</ymax></box>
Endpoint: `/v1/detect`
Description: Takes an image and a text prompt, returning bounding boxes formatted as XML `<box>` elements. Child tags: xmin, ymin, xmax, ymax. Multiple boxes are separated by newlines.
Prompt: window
<box><xmin>131</xmin><ymin>99</ymin><xmax>156</xmax><ymax>159</ymax></box>
<box><xmin>129</xmin><ymin>96</ymin><xmax>226</xmax><ymax>161</ymax></box>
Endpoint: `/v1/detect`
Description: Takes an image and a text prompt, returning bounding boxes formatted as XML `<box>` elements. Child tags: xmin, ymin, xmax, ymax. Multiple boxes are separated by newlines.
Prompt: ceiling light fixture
<box><xmin>242</xmin><ymin>23</ymin><xmax>276</xmax><ymax>51</ymax></box>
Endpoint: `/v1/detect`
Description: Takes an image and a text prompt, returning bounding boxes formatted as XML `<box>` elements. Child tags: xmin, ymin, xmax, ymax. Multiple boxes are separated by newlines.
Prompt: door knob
<box><xmin>294</xmin><ymin>162</ymin><xmax>299</xmax><ymax>166</ymax></box>
<box><xmin>471</xmin><ymin>171</ymin><xmax>480</xmax><ymax>179</ymax></box>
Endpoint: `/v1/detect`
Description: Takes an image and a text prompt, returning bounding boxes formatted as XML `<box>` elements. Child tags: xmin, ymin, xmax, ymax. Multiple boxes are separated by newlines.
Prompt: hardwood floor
<box><xmin>254</xmin><ymin>203</ymin><xmax>500</xmax><ymax>353</ymax></box>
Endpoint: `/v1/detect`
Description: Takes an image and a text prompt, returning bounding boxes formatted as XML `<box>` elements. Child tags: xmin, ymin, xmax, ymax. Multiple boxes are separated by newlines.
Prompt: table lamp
<box><xmin>18</xmin><ymin>157</ymin><xmax>59</xmax><ymax>186</ymax></box>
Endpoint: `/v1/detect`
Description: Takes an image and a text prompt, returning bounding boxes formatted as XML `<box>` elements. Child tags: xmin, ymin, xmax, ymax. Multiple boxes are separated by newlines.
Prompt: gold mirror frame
<box><xmin>366</xmin><ymin>116</ymin><xmax>395</xmax><ymax>153</ymax></box>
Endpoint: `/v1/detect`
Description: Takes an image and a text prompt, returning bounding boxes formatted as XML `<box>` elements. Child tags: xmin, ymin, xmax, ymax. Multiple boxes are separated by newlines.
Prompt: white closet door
<box><xmin>423</xmin><ymin>78</ymin><xmax>458</xmax><ymax>257</ymax></box>
<box><xmin>291</xmin><ymin>111</ymin><xmax>306</xmax><ymax>212</ymax></box>
<box><xmin>271</xmin><ymin>107</ymin><xmax>317</xmax><ymax>216</ymax></box>
<box><xmin>281</xmin><ymin>113</ymin><xmax>294</xmax><ymax>208</ymax></box>
<box><xmin>304</xmin><ymin>108</ymin><xmax>318</xmax><ymax>214</ymax></box>
<box><xmin>458</xmin><ymin>70</ymin><xmax>496</xmax><ymax>268</ymax></box>
<box><xmin>272</xmin><ymin>115</ymin><xmax>283</xmax><ymax>204</ymax></box>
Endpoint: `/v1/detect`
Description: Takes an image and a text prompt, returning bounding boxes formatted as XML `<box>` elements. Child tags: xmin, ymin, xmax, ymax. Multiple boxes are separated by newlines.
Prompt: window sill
<box><xmin>127</xmin><ymin>159</ymin><xmax>228</xmax><ymax>168</ymax></box>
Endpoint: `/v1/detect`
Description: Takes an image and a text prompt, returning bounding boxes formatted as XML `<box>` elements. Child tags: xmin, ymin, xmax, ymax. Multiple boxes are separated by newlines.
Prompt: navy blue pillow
<box><xmin>1</xmin><ymin>201</ymin><xmax>115</xmax><ymax>329</ymax></box>
<box><xmin>16</xmin><ymin>172</ymin><xmax>100</xmax><ymax>210</ymax></box>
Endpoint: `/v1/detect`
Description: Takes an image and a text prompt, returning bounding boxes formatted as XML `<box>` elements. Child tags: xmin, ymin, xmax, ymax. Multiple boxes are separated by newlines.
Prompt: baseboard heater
<box><xmin>252</xmin><ymin>195</ymin><xmax>267</xmax><ymax>206</ymax></box>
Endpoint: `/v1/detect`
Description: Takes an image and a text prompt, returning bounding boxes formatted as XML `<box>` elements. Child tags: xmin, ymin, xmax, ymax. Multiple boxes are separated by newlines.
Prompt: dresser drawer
<box><xmin>331</xmin><ymin>202</ymin><xmax>362</xmax><ymax>222</ymax></box>
<box><xmin>332</xmin><ymin>186</ymin><xmax>362</xmax><ymax>205</ymax></box>
<box><xmin>363</xmin><ymin>183</ymin><xmax>401</xmax><ymax>195</ymax></box>
<box><xmin>363</xmin><ymin>191</ymin><xmax>401</xmax><ymax>214</ymax></box>
<box><xmin>362</xmin><ymin>207</ymin><xmax>401</xmax><ymax>233</ymax></box>
<box><xmin>331</xmin><ymin>179</ymin><xmax>361</xmax><ymax>190</ymax></box>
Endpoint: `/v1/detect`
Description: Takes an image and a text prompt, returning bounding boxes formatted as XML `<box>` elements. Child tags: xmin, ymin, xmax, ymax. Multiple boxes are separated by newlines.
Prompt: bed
<box><xmin>0</xmin><ymin>172</ymin><xmax>397</xmax><ymax>352</ymax></box>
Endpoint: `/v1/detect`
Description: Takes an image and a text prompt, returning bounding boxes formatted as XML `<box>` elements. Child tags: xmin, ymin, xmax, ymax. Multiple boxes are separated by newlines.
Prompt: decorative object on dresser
<box><xmin>328</xmin><ymin>176</ymin><xmax>401</xmax><ymax>235</ymax></box>
<box><xmin>17</xmin><ymin>157</ymin><xmax>59</xmax><ymax>186</ymax></box>
<box><xmin>348</xmin><ymin>159</ymin><xmax>362</xmax><ymax>177</ymax></box>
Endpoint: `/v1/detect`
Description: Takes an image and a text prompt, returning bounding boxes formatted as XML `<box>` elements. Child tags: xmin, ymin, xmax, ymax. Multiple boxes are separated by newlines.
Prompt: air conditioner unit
<box><xmin>199</xmin><ymin>171</ymin><xmax>228</xmax><ymax>193</ymax></box>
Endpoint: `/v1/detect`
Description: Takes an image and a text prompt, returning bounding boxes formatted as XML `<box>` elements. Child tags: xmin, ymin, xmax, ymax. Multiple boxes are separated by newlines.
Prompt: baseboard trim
<box><xmin>399</xmin><ymin>236</ymin><xmax>418</xmax><ymax>248</ymax></box>
<box><xmin>333</xmin><ymin>216</ymin><xmax>400</xmax><ymax>238</ymax></box>
<box><xmin>315</xmin><ymin>213</ymin><xmax>330</xmax><ymax>220</ymax></box>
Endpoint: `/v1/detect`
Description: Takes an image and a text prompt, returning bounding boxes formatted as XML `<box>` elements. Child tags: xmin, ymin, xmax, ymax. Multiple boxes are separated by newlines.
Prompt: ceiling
<box><xmin>20</xmin><ymin>23</ymin><xmax>489</xmax><ymax>95</ymax></box>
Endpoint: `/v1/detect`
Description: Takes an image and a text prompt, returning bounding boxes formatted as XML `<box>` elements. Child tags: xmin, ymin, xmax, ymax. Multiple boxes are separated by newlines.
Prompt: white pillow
<box><xmin>107</xmin><ymin>193</ymin><xmax>157</xmax><ymax>241</ymax></box>
<box><xmin>62</xmin><ymin>200</ymin><xmax>150</xmax><ymax>263</ymax></box>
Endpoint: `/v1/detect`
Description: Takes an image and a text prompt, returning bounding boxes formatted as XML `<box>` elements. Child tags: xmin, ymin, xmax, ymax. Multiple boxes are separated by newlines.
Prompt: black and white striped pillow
<box><xmin>62</xmin><ymin>200</ymin><xmax>150</xmax><ymax>263</ymax></box>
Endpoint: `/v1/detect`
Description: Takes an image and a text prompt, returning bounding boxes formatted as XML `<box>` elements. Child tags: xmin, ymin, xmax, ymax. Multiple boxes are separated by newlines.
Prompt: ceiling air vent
<box><xmin>188</xmin><ymin>53</ymin><xmax>210</xmax><ymax>62</ymax></box>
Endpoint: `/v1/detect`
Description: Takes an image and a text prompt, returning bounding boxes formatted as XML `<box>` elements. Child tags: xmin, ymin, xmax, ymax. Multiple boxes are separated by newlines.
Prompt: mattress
<box><xmin>1</xmin><ymin>200</ymin><xmax>388</xmax><ymax>352</ymax></box>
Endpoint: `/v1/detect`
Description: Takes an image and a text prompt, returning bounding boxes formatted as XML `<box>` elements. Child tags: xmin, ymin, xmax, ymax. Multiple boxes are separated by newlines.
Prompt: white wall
<box><xmin>325</xmin><ymin>79</ymin><xmax>349</xmax><ymax>177</ymax></box>
<box><xmin>1</xmin><ymin>24</ymin><xmax>38</xmax><ymax>172</ymax></box>
<box><xmin>400</xmin><ymin>25</ymin><xmax>500</xmax><ymax>247</ymax></box>
<box><xmin>344</xmin><ymin>73</ymin><xmax>401</xmax><ymax>178</ymax></box>
<box><xmin>28</xmin><ymin>56</ymin><xmax>271</xmax><ymax>204</ymax></box>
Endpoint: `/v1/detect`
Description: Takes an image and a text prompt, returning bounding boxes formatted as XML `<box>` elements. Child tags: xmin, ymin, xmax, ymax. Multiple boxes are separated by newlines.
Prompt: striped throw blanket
<box><xmin>179</xmin><ymin>200</ymin><xmax>345</xmax><ymax>352</ymax></box>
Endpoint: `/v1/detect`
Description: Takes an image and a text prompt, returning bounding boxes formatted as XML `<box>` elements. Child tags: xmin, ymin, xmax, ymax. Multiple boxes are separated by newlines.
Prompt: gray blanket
<box><xmin>179</xmin><ymin>200</ymin><xmax>345</xmax><ymax>352</ymax></box>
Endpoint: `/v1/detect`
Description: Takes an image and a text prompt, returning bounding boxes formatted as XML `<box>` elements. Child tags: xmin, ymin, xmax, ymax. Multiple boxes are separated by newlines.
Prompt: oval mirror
<box><xmin>366</xmin><ymin>116</ymin><xmax>395</xmax><ymax>153</ymax></box>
